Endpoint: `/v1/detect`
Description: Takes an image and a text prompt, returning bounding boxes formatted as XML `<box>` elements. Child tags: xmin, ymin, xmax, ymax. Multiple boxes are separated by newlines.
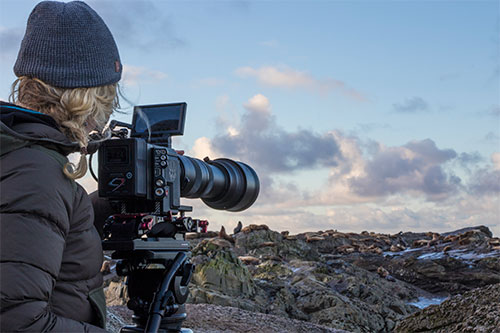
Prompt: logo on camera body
<box><xmin>109</xmin><ymin>177</ymin><xmax>126</xmax><ymax>192</ymax></box>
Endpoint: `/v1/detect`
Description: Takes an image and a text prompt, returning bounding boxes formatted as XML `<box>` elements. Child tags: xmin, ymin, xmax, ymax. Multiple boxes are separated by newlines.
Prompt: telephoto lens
<box><xmin>178</xmin><ymin>155</ymin><xmax>259</xmax><ymax>212</ymax></box>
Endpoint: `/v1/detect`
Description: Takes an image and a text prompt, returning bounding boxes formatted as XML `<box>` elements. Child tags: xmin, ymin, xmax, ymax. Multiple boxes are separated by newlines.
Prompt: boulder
<box><xmin>234</xmin><ymin>227</ymin><xmax>282</xmax><ymax>255</ymax></box>
<box><xmin>191</xmin><ymin>239</ymin><xmax>256</xmax><ymax>298</ymax></box>
<box><xmin>441</xmin><ymin>225</ymin><xmax>493</xmax><ymax>238</ymax></box>
<box><xmin>395</xmin><ymin>283</ymin><xmax>500</xmax><ymax>332</ymax></box>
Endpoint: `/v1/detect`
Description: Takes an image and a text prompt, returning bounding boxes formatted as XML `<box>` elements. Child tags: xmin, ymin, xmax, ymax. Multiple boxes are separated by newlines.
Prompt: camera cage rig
<box><xmin>92</xmin><ymin>102</ymin><xmax>259</xmax><ymax>333</ymax></box>
<box><xmin>94</xmin><ymin>103</ymin><xmax>196</xmax><ymax>333</ymax></box>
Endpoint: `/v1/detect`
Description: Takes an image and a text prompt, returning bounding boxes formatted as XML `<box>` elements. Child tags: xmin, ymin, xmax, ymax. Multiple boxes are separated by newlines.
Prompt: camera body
<box><xmin>99</xmin><ymin>139</ymin><xmax>185</xmax><ymax>214</ymax></box>
<box><xmin>99</xmin><ymin>102</ymin><xmax>188</xmax><ymax>215</ymax></box>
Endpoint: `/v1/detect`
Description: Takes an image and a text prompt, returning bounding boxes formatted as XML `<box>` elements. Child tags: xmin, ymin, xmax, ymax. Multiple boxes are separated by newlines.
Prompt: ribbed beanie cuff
<box><xmin>14</xmin><ymin>1</ymin><xmax>122</xmax><ymax>88</ymax></box>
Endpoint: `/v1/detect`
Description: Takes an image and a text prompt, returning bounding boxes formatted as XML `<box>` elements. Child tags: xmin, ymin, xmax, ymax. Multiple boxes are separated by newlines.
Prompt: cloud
<box><xmin>468</xmin><ymin>169</ymin><xmax>500</xmax><ymax>195</ymax></box>
<box><xmin>326</xmin><ymin>195</ymin><xmax>499</xmax><ymax>236</ymax></box>
<box><xmin>203</xmin><ymin>95</ymin><xmax>468</xmax><ymax>208</ymax></box>
<box><xmin>484</xmin><ymin>131</ymin><xmax>500</xmax><ymax>143</ymax></box>
<box><xmin>211</xmin><ymin>94</ymin><xmax>343</xmax><ymax>173</ymax></box>
<box><xmin>457</xmin><ymin>152</ymin><xmax>483</xmax><ymax>167</ymax></box>
<box><xmin>347</xmin><ymin>139</ymin><xmax>459</xmax><ymax>200</ymax></box>
<box><xmin>87</xmin><ymin>0</ymin><xmax>185</xmax><ymax>51</ymax></box>
<box><xmin>486</xmin><ymin>105</ymin><xmax>500</xmax><ymax>117</ymax></box>
<box><xmin>235</xmin><ymin>65</ymin><xmax>367</xmax><ymax>101</ymax></box>
<box><xmin>492</xmin><ymin>153</ymin><xmax>500</xmax><ymax>170</ymax></box>
<box><xmin>122</xmin><ymin>65</ymin><xmax>167</xmax><ymax>87</ymax></box>
<box><xmin>190</xmin><ymin>136</ymin><xmax>217</xmax><ymax>160</ymax></box>
<box><xmin>236</xmin><ymin>66</ymin><xmax>315</xmax><ymax>88</ymax></box>
<box><xmin>314</xmin><ymin>132</ymin><xmax>376</xmax><ymax>205</ymax></box>
<box><xmin>476</xmin><ymin>105</ymin><xmax>500</xmax><ymax>119</ymax></box>
<box><xmin>393</xmin><ymin>96</ymin><xmax>430</xmax><ymax>113</ymax></box>
<box><xmin>466</xmin><ymin>153</ymin><xmax>500</xmax><ymax>195</ymax></box>
<box><xmin>243</xmin><ymin>93</ymin><xmax>270</xmax><ymax>112</ymax></box>
<box><xmin>200</xmin><ymin>94</ymin><xmax>497</xmax><ymax>207</ymax></box>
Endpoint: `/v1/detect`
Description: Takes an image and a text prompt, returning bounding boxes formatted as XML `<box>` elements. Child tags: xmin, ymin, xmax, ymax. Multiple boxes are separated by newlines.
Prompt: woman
<box><xmin>1</xmin><ymin>1</ymin><xmax>121</xmax><ymax>331</ymax></box>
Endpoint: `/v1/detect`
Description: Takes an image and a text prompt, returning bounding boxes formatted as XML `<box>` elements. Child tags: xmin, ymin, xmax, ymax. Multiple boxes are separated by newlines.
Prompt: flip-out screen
<box><xmin>131</xmin><ymin>102</ymin><xmax>186</xmax><ymax>138</ymax></box>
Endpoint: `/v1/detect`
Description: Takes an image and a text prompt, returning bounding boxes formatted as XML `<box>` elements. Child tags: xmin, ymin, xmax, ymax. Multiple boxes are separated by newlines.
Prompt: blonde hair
<box><xmin>10</xmin><ymin>76</ymin><xmax>120</xmax><ymax>180</ymax></box>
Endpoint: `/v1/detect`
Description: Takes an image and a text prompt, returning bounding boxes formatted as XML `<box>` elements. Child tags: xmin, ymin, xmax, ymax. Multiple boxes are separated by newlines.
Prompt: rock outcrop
<box><xmin>189</xmin><ymin>237</ymin><xmax>265</xmax><ymax>312</ymax></box>
<box><xmin>188</xmin><ymin>226</ymin><xmax>420</xmax><ymax>332</ymax></box>
<box><xmin>341</xmin><ymin>227</ymin><xmax>500</xmax><ymax>294</ymax></box>
<box><xmin>394</xmin><ymin>283</ymin><xmax>500</xmax><ymax>333</ymax></box>
<box><xmin>103</xmin><ymin>224</ymin><xmax>499</xmax><ymax>333</ymax></box>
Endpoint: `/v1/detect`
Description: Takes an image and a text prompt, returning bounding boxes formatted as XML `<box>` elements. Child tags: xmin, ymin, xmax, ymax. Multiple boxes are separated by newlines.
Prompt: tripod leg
<box><xmin>145</xmin><ymin>252</ymin><xmax>187</xmax><ymax>333</ymax></box>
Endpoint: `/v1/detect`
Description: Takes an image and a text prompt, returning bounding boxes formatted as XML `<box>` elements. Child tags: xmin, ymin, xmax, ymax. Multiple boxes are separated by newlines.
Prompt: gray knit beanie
<box><xmin>14</xmin><ymin>1</ymin><xmax>122</xmax><ymax>88</ymax></box>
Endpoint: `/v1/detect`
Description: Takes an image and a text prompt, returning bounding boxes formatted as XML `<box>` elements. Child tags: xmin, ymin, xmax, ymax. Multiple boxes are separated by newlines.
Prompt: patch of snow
<box><xmin>408</xmin><ymin>296</ymin><xmax>447</xmax><ymax>309</ymax></box>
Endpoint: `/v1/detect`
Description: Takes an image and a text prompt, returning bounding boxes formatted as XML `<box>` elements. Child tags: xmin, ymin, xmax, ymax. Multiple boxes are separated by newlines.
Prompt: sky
<box><xmin>1</xmin><ymin>0</ymin><xmax>499</xmax><ymax>236</ymax></box>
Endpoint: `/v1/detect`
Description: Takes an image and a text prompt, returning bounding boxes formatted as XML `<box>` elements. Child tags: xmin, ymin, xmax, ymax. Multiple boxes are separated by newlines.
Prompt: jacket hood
<box><xmin>0</xmin><ymin>101</ymin><xmax>80</xmax><ymax>156</ymax></box>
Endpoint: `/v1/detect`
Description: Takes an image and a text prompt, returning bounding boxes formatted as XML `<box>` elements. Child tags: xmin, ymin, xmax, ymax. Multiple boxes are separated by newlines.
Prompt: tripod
<box><xmin>104</xmin><ymin>238</ymin><xmax>194</xmax><ymax>333</ymax></box>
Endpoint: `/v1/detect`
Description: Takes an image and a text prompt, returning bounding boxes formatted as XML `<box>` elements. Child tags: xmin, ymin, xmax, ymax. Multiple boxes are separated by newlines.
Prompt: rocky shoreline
<box><xmin>104</xmin><ymin>225</ymin><xmax>500</xmax><ymax>332</ymax></box>
<box><xmin>395</xmin><ymin>283</ymin><xmax>500</xmax><ymax>332</ymax></box>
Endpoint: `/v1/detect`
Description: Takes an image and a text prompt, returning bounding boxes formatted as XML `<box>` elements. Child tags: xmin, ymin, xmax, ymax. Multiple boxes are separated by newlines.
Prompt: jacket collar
<box><xmin>0</xmin><ymin>101</ymin><xmax>80</xmax><ymax>155</ymax></box>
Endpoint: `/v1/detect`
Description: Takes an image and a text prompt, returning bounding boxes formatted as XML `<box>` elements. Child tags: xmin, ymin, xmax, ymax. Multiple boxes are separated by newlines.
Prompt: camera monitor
<box><xmin>131</xmin><ymin>102</ymin><xmax>187</xmax><ymax>139</ymax></box>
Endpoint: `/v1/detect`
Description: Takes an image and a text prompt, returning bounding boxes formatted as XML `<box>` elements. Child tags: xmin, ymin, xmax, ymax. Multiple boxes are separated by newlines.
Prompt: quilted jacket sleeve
<box><xmin>0</xmin><ymin>148</ymin><xmax>107</xmax><ymax>332</ymax></box>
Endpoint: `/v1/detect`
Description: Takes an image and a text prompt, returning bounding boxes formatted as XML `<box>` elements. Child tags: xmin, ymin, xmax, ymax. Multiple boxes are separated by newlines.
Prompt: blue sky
<box><xmin>1</xmin><ymin>0</ymin><xmax>499</xmax><ymax>236</ymax></box>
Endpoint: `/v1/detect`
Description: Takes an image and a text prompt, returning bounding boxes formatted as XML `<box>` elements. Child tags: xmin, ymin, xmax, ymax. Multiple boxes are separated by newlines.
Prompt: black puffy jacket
<box><xmin>0</xmin><ymin>102</ymin><xmax>107</xmax><ymax>332</ymax></box>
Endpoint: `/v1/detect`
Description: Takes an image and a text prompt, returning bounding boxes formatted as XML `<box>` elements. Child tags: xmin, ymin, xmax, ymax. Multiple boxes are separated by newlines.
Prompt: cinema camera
<box><xmin>96</xmin><ymin>102</ymin><xmax>259</xmax><ymax>333</ymax></box>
